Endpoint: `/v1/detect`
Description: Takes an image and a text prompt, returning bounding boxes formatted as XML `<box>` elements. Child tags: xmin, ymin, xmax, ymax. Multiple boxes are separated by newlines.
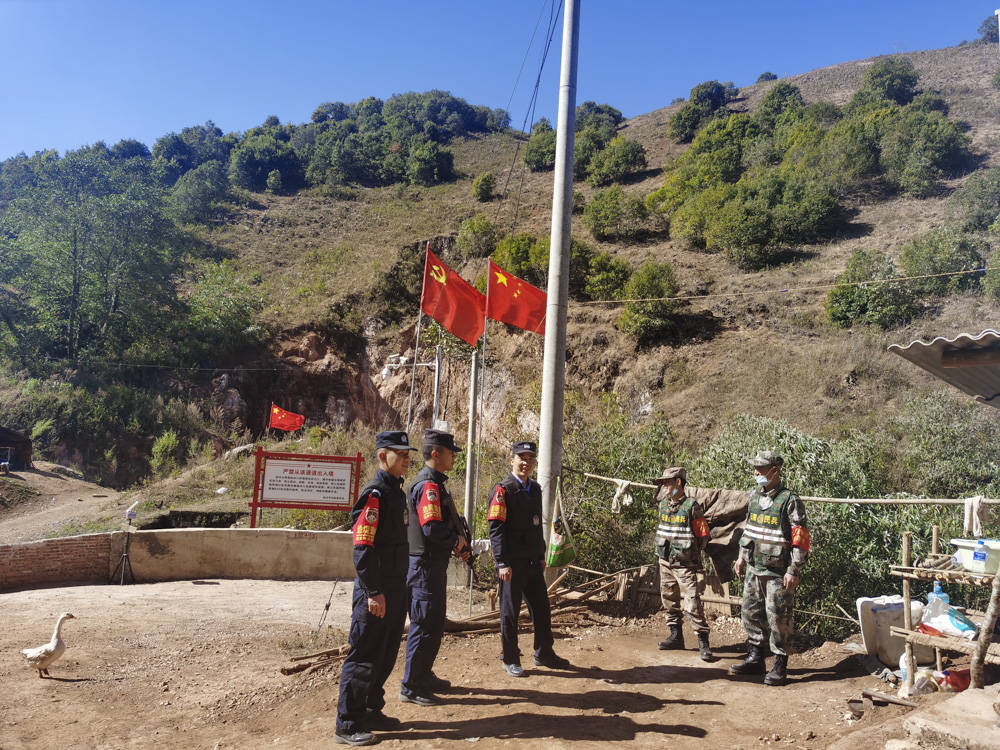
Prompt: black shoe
<box><xmin>423</xmin><ymin>673</ymin><xmax>452</xmax><ymax>691</ymax></box>
<box><xmin>533</xmin><ymin>652</ymin><xmax>571</xmax><ymax>669</ymax></box>
<box><xmin>657</xmin><ymin>625</ymin><xmax>684</xmax><ymax>650</ymax></box>
<box><xmin>399</xmin><ymin>691</ymin><xmax>440</xmax><ymax>706</ymax></box>
<box><xmin>364</xmin><ymin>709</ymin><xmax>401</xmax><ymax>730</ymax></box>
<box><xmin>697</xmin><ymin>632</ymin><xmax>713</xmax><ymax>662</ymax></box>
<box><xmin>728</xmin><ymin>645</ymin><xmax>766</xmax><ymax>676</ymax></box>
<box><xmin>333</xmin><ymin>728</ymin><xmax>377</xmax><ymax>746</ymax></box>
<box><xmin>764</xmin><ymin>654</ymin><xmax>788</xmax><ymax>686</ymax></box>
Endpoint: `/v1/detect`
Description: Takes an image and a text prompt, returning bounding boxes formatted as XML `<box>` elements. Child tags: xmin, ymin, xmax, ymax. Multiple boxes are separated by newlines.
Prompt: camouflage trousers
<box><xmin>658</xmin><ymin>557</ymin><xmax>708</xmax><ymax>634</ymax></box>
<box><xmin>741</xmin><ymin>570</ymin><xmax>794</xmax><ymax>656</ymax></box>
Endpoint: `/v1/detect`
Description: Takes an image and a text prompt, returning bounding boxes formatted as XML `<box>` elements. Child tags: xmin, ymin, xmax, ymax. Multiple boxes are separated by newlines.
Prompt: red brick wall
<box><xmin>0</xmin><ymin>533</ymin><xmax>113</xmax><ymax>592</ymax></box>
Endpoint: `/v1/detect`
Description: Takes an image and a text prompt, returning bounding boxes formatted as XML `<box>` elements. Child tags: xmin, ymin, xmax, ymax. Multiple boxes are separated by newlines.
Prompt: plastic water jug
<box><xmin>927</xmin><ymin>580</ymin><xmax>949</xmax><ymax>607</ymax></box>
<box><xmin>973</xmin><ymin>539</ymin><xmax>987</xmax><ymax>565</ymax></box>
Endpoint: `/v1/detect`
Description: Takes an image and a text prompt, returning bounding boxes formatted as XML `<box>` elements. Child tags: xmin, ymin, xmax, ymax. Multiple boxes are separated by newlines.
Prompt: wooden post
<box><xmin>901</xmin><ymin>532</ymin><xmax>914</xmax><ymax>691</ymax></box>
<box><xmin>971</xmin><ymin>573</ymin><xmax>1000</xmax><ymax>689</ymax></box>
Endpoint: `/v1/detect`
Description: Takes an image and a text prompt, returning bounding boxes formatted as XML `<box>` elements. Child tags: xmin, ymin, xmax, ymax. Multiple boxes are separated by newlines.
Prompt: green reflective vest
<box><xmin>655</xmin><ymin>495</ymin><xmax>698</xmax><ymax>562</ymax></box>
<box><xmin>741</xmin><ymin>488</ymin><xmax>793</xmax><ymax>574</ymax></box>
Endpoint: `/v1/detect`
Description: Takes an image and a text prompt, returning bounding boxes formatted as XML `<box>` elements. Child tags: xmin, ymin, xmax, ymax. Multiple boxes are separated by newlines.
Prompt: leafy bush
<box><xmin>979</xmin><ymin>14</ymin><xmax>1000</xmax><ymax>43</ymax></box>
<box><xmin>150</xmin><ymin>430</ymin><xmax>182</xmax><ymax>477</ymax></box>
<box><xmin>756</xmin><ymin>72</ymin><xmax>778</xmax><ymax>83</ymax></box>
<box><xmin>406</xmin><ymin>140</ymin><xmax>453</xmax><ymax>185</ymax></box>
<box><xmin>582</xmin><ymin>186</ymin><xmax>649</xmax><ymax>241</ymax></box>
<box><xmin>265</xmin><ymin>169</ymin><xmax>283</xmax><ymax>193</ymax></box>
<box><xmin>457</xmin><ymin>214</ymin><xmax>498</xmax><ymax>258</ymax></box>
<box><xmin>861</xmin><ymin>57</ymin><xmax>919</xmax><ymax>105</ymax></box>
<box><xmin>668</xmin><ymin>80</ymin><xmax>735</xmax><ymax>142</ymax></box>
<box><xmin>825</xmin><ymin>249</ymin><xmax>918</xmax><ymax>328</ymax></box>
<box><xmin>952</xmin><ymin>166</ymin><xmax>1000</xmax><ymax>230</ymax></box>
<box><xmin>585</xmin><ymin>136</ymin><xmax>647</xmax><ymax>186</ymax></box>
<box><xmin>524</xmin><ymin>121</ymin><xmax>557</xmax><ymax>171</ymax></box>
<box><xmin>181</xmin><ymin>260</ymin><xmax>265</xmax><ymax>361</ymax></box>
<box><xmin>575</xmin><ymin>101</ymin><xmax>624</xmax><ymax>142</ymax></box>
<box><xmin>983</xmin><ymin>251</ymin><xmax>1000</xmax><ymax>301</ymax></box>
<box><xmin>898</xmin><ymin>228</ymin><xmax>984</xmax><ymax>296</ymax></box>
<box><xmin>573</xmin><ymin>126</ymin><xmax>607</xmax><ymax>179</ymax></box>
<box><xmin>472</xmin><ymin>171</ymin><xmax>495</xmax><ymax>202</ymax></box>
<box><xmin>168</xmin><ymin>159</ymin><xmax>228</xmax><ymax>223</ymax></box>
<box><xmin>617</xmin><ymin>261</ymin><xmax>679</xmax><ymax>342</ymax></box>
<box><xmin>878</xmin><ymin>109</ymin><xmax>971</xmax><ymax>196</ymax></box>
<box><xmin>754</xmin><ymin>82</ymin><xmax>804</xmax><ymax>132</ymax></box>
<box><xmin>584</xmin><ymin>252</ymin><xmax>632</xmax><ymax>301</ymax></box>
<box><xmin>228</xmin><ymin>133</ymin><xmax>302</xmax><ymax>192</ymax></box>
<box><xmin>710</xmin><ymin>197</ymin><xmax>775</xmax><ymax>269</ymax></box>
<box><xmin>993</xmin><ymin>68</ymin><xmax>1000</xmax><ymax>90</ymax></box>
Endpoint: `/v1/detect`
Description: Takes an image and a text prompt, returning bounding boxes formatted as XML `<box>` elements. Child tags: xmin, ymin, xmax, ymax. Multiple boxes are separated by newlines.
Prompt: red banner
<box><xmin>269</xmin><ymin>403</ymin><xmax>305</xmax><ymax>431</ymax></box>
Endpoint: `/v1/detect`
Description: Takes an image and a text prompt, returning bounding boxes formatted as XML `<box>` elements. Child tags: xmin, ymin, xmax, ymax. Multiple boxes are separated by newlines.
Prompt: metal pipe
<box><xmin>432</xmin><ymin>344</ymin><xmax>443</xmax><ymax>425</ymax></box>
<box><xmin>463</xmin><ymin>350</ymin><xmax>479</xmax><ymax>521</ymax></box>
<box><xmin>537</xmin><ymin>0</ymin><xmax>580</xmax><ymax>555</ymax></box>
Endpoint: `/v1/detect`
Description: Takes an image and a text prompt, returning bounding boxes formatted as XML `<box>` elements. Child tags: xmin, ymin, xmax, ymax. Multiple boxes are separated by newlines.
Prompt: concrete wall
<box><xmin>0</xmin><ymin>528</ymin><xmax>475</xmax><ymax>592</ymax></box>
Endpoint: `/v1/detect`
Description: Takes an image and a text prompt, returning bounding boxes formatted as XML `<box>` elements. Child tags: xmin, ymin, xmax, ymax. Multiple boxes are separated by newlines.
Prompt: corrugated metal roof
<box><xmin>888</xmin><ymin>329</ymin><xmax>1000</xmax><ymax>408</ymax></box>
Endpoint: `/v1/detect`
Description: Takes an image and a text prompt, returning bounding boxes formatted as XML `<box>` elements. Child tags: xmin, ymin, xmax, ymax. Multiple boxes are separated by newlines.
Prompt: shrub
<box><xmin>472</xmin><ymin>171</ymin><xmax>495</xmax><ymax>202</ymax></box>
<box><xmin>617</xmin><ymin>261</ymin><xmax>679</xmax><ymax>342</ymax></box>
<box><xmin>993</xmin><ymin>68</ymin><xmax>1000</xmax><ymax>90</ymax></box>
<box><xmin>824</xmin><ymin>249</ymin><xmax>917</xmax><ymax>328</ymax></box>
<box><xmin>584</xmin><ymin>252</ymin><xmax>632</xmax><ymax>301</ymax></box>
<box><xmin>878</xmin><ymin>109</ymin><xmax>971</xmax><ymax>196</ymax></box>
<box><xmin>572</xmin><ymin>190</ymin><xmax>586</xmax><ymax>214</ymax></box>
<box><xmin>709</xmin><ymin>197</ymin><xmax>775</xmax><ymax>270</ymax></box>
<box><xmin>982</xmin><ymin>250</ymin><xmax>1000</xmax><ymax>301</ymax></box>
<box><xmin>979</xmin><ymin>14</ymin><xmax>1000</xmax><ymax>43</ymax></box>
<box><xmin>524</xmin><ymin>125</ymin><xmax>557</xmax><ymax>171</ymax></box>
<box><xmin>756</xmin><ymin>72</ymin><xmax>778</xmax><ymax>83</ymax></box>
<box><xmin>667</xmin><ymin>80</ymin><xmax>735</xmax><ymax>143</ymax></box>
<box><xmin>491</xmin><ymin>234</ymin><xmax>542</xmax><ymax>286</ymax></box>
<box><xmin>573</xmin><ymin>126</ymin><xmax>606</xmax><ymax>179</ymax></box>
<box><xmin>457</xmin><ymin>214</ymin><xmax>498</xmax><ymax>258</ymax></box>
<box><xmin>582</xmin><ymin>186</ymin><xmax>649</xmax><ymax>241</ymax></box>
<box><xmin>168</xmin><ymin>159</ymin><xmax>228</xmax><ymax>223</ymax></box>
<box><xmin>953</xmin><ymin>166</ymin><xmax>1000</xmax><ymax>230</ymax></box>
<box><xmin>754</xmin><ymin>82</ymin><xmax>804</xmax><ymax>132</ymax></box>
<box><xmin>669</xmin><ymin>183</ymin><xmax>736</xmax><ymax>249</ymax></box>
<box><xmin>898</xmin><ymin>228</ymin><xmax>985</xmax><ymax>296</ymax></box>
<box><xmin>265</xmin><ymin>169</ymin><xmax>282</xmax><ymax>193</ymax></box>
<box><xmin>861</xmin><ymin>57</ymin><xmax>919</xmax><ymax>105</ymax></box>
<box><xmin>406</xmin><ymin>140</ymin><xmax>454</xmax><ymax>185</ymax></box>
<box><xmin>585</xmin><ymin>136</ymin><xmax>647</xmax><ymax>186</ymax></box>
<box><xmin>150</xmin><ymin>430</ymin><xmax>181</xmax><ymax>477</ymax></box>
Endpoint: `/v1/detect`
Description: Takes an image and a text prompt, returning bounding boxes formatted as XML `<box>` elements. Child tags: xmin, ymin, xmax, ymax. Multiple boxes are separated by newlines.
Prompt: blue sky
<box><xmin>0</xmin><ymin>0</ymin><xmax>995</xmax><ymax>161</ymax></box>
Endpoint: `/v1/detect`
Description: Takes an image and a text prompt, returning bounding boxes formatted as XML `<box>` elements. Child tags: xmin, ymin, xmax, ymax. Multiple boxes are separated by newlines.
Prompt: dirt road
<box><xmin>0</xmin><ymin>461</ymin><xmax>120</xmax><ymax>544</ymax></box>
<box><xmin>0</xmin><ymin>579</ymin><xmax>912</xmax><ymax>749</ymax></box>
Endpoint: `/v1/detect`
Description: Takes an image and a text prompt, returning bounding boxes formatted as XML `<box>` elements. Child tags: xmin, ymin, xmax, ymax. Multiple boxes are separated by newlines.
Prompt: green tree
<box><xmin>979</xmin><ymin>13</ymin><xmax>999</xmax><ymax>43</ymax></box>
<box><xmin>524</xmin><ymin>123</ymin><xmax>557</xmax><ymax>171</ymax></box>
<box><xmin>265</xmin><ymin>169</ymin><xmax>283</xmax><ymax>193</ymax></box>
<box><xmin>472</xmin><ymin>171</ymin><xmax>495</xmax><ymax>202</ymax></box>
<box><xmin>825</xmin><ymin>249</ymin><xmax>917</xmax><ymax>329</ymax></box>
<box><xmin>406</xmin><ymin>140</ymin><xmax>453</xmax><ymax>185</ymax></box>
<box><xmin>168</xmin><ymin>160</ymin><xmax>228</xmax><ymax>223</ymax></box>
<box><xmin>754</xmin><ymin>82</ymin><xmax>804</xmax><ymax>132</ymax></box>
<box><xmin>582</xmin><ymin>186</ymin><xmax>648</xmax><ymax>241</ymax></box>
<box><xmin>585</xmin><ymin>136</ymin><xmax>647</xmax><ymax>186</ymax></box>
<box><xmin>952</xmin><ymin>165</ymin><xmax>1000</xmax><ymax>230</ymax></box>
<box><xmin>228</xmin><ymin>133</ymin><xmax>302</xmax><ymax>191</ymax></box>
<box><xmin>618</xmin><ymin>261</ymin><xmax>680</xmax><ymax>343</ymax></box>
<box><xmin>585</xmin><ymin>252</ymin><xmax>632</xmax><ymax>301</ymax></box>
<box><xmin>898</xmin><ymin>228</ymin><xmax>984</xmax><ymax>296</ymax></box>
<box><xmin>457</xmin><ymin>214</ymin><xmax>498</xmax><ymax>258</ymax></box>
<box><xmin>756</xmin><ymin>72</ymin><xmax>778</xmax><ymax>82</ymax></box>
<box><xmin>861</xmin><ymin>57</ymin><xmax>919</xmax><ymax>105</ymax></box>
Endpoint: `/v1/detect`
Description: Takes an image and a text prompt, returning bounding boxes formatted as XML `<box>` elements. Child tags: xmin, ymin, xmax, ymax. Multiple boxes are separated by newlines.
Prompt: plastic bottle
<box><xmin>898</xmin><ymin>652</ymin><xmax>908</xmax><ymax>683</ymax></box>
<box><xmin>927</xmin><ymin>580</ymin><xmax>950</xmax><ymax>607</ymax></box>
<box><xmin>973</xmin><ymin>539</ymin><xmax>987</xmax><ymax>568</ymax></box>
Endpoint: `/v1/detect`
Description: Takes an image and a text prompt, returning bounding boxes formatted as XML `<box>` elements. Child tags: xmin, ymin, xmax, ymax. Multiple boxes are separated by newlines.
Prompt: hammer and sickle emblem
<box><xmin>430</xmin><ymin>264</ymin><xmax>447</xmax><ymax>284</ymax></box>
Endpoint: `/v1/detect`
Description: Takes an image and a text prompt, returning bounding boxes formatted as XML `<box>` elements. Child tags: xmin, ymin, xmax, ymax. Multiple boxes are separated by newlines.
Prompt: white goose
<box><xmin>21</xmin><ymin>612</ymin><xmax>75</xmax><ymax>678</ymax></box>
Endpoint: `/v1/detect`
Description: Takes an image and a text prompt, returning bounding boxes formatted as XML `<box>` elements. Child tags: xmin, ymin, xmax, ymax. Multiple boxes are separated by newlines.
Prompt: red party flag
<box><xmin>269</xmin><ymin>403</ymin><xmax>305</xmax><ymax>431</ymax></box>
<box><xmin>420</xmin><ymin>246</ymin><xmax>486</xmax><ymax>346</ymax></box>
<box><xmin>486</xmin><ymin>259</ymin><xmax>546</xmax><ymax>335</ymax></box>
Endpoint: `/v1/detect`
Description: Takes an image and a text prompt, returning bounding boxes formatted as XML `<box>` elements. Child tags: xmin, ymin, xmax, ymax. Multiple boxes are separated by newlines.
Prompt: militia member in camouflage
<box><xmin>729</xmin><ymin>450</ymin><xmax>809</xmax><ymax>686</ymax></box>
<box><xmin>652</xmin><ymin>466</ymin><xmax>713</xmax><ymax>661</ymax></box>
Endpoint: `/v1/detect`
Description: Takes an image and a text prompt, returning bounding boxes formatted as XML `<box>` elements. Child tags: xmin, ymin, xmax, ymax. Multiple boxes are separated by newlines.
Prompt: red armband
<box><xmin>417</xmin><ymin>482</ymin><xmax>443</xmax><ymax>526</ymax></box>
<box><xmin>352</xmin><ymin>492</ymin><xmax>379</xmax><ymax>546</ymax></box>
<box><xmin>692</xmin><ymin>517</ymin><xmax>710</xmax><ymax>538</ymax></box>
<box><xmin>791</xmin><ymin>525</ymin><xmax>810</xmax><ymax>552</ymax></box>
<box><xmin>487</xmin><ymin>486</ymin><xmax>507</xmax><ymax>522</ymax></box>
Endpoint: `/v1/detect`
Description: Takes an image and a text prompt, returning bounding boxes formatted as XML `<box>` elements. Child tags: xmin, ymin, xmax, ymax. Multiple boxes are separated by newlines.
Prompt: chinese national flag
<box><xmin>269</xmin><ymin>403</ymin><xmax>305</xmax><ymax>431</ymax></box>
<box><xmin>420</xmin><ymin>246</ymin><xmax>486</xmax><ymax>346</ymax></box>
<box><xmin>486</xmin><ymin>259</ymin><xmax>547</xmax><ymax>335</ymax></box>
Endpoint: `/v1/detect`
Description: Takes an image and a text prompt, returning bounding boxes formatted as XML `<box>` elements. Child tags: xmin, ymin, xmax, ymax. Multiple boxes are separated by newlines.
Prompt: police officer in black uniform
<box><xmin>335</xmin><ymin>431</ymin><xmax>417</xmax><ymax>747</ymax></box>
<box><xmin>488</xmin><ymin>441</ymin><xmax>571</xmax><ymax>677</ymax></box>
<box><xmin>399</xmin><ymin>428</ymin><xmax>470</xmax><ymax>705</ymax></box>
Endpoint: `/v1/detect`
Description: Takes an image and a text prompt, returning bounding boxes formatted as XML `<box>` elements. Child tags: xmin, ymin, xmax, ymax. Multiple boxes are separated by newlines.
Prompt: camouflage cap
<box><xmin>748</xmin><ymin>450</ymin><xmax>783</xmax><ymax>468</ymax></box>
<box><xmin>651</xmin><ymin>466</ymin><xmax>686</xmax><ymax>483</ymax></box>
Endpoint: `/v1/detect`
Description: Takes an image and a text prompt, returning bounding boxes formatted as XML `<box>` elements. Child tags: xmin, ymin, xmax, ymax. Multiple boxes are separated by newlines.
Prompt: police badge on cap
<box><xmin>375</xmin><ymin>430</ymin><xmax>417</xmax><ymax>451</ymax></box>
<box><xmin>512</xmin><ymin>441</ymin><xmax>537</xmax><ymax>455</ymax></box>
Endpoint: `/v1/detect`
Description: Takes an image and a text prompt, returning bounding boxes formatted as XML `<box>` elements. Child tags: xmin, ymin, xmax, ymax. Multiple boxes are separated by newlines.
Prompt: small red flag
<box><xmin>420</xmin><ymin>246</ymin><xmax>486</xmax><ymax>346</ymax></box>
<box><xmin>486</xmin><ymin>259</ymin><xmax>546</xmax><ymax>335</ymax></box>
<box><xmin>269</xmin><ymin>403</ymin><xmax>305</xmax><ymax>431</ymax></box>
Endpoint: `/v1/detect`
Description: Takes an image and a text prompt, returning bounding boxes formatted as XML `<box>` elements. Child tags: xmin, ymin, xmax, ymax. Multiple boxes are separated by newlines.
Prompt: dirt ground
<box><xmin>0</xmin><ymin>461</ymin><xmax>121</xmax><ymax>544</ymax></box>
<box><xmin>0</xmin><ymin>578</ymin><xmax>922</xmax><ymax>750</ymax></box>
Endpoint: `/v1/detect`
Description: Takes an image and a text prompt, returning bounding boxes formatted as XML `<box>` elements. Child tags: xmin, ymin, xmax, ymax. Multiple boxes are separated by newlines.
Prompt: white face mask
<box><xmin>754</xmin><ymin>473</ymin><xmax>769</xmax><ymax>486</ymax></box>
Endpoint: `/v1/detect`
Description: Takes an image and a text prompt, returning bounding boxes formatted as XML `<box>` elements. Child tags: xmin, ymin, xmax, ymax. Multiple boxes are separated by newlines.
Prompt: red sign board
<box><xmin>249</xmin><ymin>447</ymin><xmax>364</xmax><ymax>527</ymax></box>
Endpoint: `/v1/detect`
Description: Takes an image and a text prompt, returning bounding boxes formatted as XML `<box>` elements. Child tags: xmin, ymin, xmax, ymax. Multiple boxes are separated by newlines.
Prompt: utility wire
<box><xmin>574</xmin><ymin>267</ymin><xmax>990</xmax><ymax>307</ymax></box>
<box><xmin>35</xmin><ymin>354</ymin><xmax>282</xmax><ymax>373</ymax></box>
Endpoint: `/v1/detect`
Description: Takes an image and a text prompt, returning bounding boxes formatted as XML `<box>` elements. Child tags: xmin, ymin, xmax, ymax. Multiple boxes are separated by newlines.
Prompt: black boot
<box><xmin>657</xmin><ymin>625</ymin><xmax>684</xmax><ymax>650</ymax></box>
<box><xmin>728</xmin><ymin>644</ymin><xmax>766</xmax><ymax>675</ymax></box>
<box><xmin>764</xmin><ymin>654</ymin><xmax>788</xmax><ymax>686</ymax></box>
<box><xmin>697</xmin><ymin>632</ymin><xmax>713</xmax><ymax>662</ymax></box>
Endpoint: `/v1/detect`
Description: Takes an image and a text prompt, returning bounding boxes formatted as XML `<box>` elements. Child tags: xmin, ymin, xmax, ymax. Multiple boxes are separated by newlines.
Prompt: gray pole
<box><xmin>432</xmin><ymin>344</ymin><xmax>443</xmax><ymax>425</ymax></box>
<box><xmin>463</xmin><ymin>350</ymin><xmax>479</xmax><ymax>521</ymax></box>
<box><xmin>537</xmin><ymin>0</ymin><xmax>580</xmax><ymax>551</ymax></box>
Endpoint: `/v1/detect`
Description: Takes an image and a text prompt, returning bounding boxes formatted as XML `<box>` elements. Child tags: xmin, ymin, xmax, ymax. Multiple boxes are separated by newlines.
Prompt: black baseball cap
<box><xmin>375</xmin><ymin>430</ymin><xmax>417</xmax><ymax>451</ymax></box>
<box><xmin>423</xmin><ymin>429</ymin><xmax>462</xmax><ymax>452</ymax></box>
<box><xmin>512</xmin><ymin>441</ymin><xmax>537</xmax><ymax>455</ymax></box>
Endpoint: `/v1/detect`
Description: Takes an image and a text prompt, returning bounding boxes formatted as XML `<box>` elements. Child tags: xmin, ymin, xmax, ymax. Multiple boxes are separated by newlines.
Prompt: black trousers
<box><xmin>498</xmin><ymin>558</ymin><xmax>554</xmax><ymax>665</ymax></box>
<box><xmin>401</xmin><ymin>555</ymin><xmax>449</xmax><ymax>695</ymax></box>
<box><xmin>336</xmin><ymin>581</ymin><xmax>407</xmax><ymax>734</ymax></box>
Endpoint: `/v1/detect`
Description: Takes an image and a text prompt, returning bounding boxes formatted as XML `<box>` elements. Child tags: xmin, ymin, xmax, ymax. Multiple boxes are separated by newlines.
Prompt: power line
<box><xmin>35</xmin><ymin>354</ymin><xmax>282</xmax><ymax>373</ymax></box>
<box><xmin>574</xmin><ymin>267</ymin><xmax>989</xmax><ymax>306</ymax></box>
